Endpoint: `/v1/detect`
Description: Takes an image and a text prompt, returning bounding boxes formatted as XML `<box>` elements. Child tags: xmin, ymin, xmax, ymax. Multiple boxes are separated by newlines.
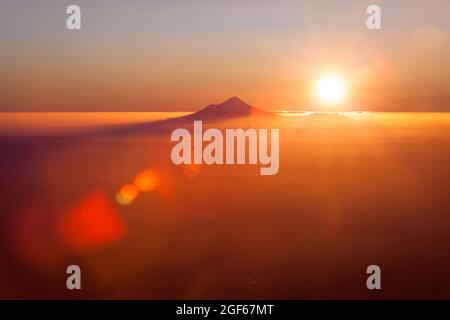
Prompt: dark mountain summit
<box><xmin>177</xmin><ymin>96</ymin><xmax>271</xmax><ymax>121</ymax></box>
<box><xmin>106</xmin><ymin>97</ymin><xmax>273</xmax><ymax>135</ymax></box>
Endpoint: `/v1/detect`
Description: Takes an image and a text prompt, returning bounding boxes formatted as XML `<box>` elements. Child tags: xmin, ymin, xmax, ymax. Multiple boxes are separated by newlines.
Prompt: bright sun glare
<box><xmin>315</xmin><ymin>75</ymin><xmax>347</xmax><ymax>105</ymax></box>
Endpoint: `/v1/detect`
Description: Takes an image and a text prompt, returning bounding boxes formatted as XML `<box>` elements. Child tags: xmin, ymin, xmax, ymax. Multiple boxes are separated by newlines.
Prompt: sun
<box><xmin>315</xmin><ymin>75</ymin><xmax>347</xmax><ymax>105</ymax></box>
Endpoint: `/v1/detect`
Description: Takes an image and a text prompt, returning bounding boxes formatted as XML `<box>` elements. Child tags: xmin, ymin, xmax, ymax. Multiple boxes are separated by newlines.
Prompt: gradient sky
<box><xmin>0</xmin><ymin>0</ymin><xmax>449</xmax><ymax>111</ymax></box>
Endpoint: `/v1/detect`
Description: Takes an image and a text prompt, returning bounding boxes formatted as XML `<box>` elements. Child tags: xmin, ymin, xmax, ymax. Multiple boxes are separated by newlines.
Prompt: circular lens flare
<box><xmin>134</xmin><ymin>169</ymin><xmax>161</xmax><ymax>192</ymax></box>
<box><xmin>116</xmin><ymin>184</ymin><xmax>139</xmax><ymax>205</ymax></box>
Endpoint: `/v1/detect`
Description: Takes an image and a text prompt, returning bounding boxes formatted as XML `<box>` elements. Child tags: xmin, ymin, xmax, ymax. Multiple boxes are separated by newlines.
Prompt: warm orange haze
<box><xmin>0</xmin><ymin>0</ymin><xmax>449</xmax><ymax>301</ymax></box>
<box><xmin>1</xmin><ymin>1</ymin><xmax>449</xmax><ymax>112</ymax></box>
<box><xmin>0</xmin><ymin>97</ymin><xmax>449</xmax><ymax>299</ymax></box>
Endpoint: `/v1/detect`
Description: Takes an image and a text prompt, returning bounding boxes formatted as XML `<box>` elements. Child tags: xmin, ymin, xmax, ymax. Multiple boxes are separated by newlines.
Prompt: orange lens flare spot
<box><xmin>116</xmin><ymin>184</ymin><xmax>139</xmax><ymax>205</ymax></box>
<box><xmin>60</xmin><ymin>189</ymin><xmax>127</xmax><ymax>252</ymax></box>
<box><xmin>133</xmin><ymin>169</ymin><xmax>161</xmax><ymax>192</ymax></box>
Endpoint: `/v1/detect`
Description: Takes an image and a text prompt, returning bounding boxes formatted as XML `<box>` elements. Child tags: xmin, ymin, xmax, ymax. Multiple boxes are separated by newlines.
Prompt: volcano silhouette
<box><xmin>179</xmin><ymin>96</ymin><xmax>270</xmax><ymax>121</ymax></box>
<box><xmin>106</xmin><ymin>97</ymin><xmax>273</xmax><ymax>135</ymax></box>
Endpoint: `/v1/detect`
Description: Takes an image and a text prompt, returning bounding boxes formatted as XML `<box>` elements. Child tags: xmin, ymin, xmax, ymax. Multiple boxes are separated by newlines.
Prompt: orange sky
<box><xmin>0</xmin><ymin>0</ymin><xmax>449</xmax><ymax>111</ymax></box>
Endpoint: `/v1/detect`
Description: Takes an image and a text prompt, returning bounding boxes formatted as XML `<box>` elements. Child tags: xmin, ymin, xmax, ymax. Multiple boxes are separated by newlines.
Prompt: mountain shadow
<box><xmin>107</xmin><ymin>97</ymin><xmax>275</xmax><ymax>135</ymax></box>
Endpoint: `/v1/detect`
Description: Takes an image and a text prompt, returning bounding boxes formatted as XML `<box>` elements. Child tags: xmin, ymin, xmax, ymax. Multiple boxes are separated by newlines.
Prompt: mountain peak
<box><xmin>206</xmin><ymin>96</ymin><xmax>251</xmax><ymax>110</ymax></box>
<box><xmin>198</xmin><ymin>96</ymin><xmax>257</xmax><ymax>117</ymax></box>
<box><xmin>222</xmin><ymin>96</ymin><xmax>249</xmax><ymax>106</ymax></box>
<box><xmin>107</xmin><ymin>96</ymin><xmax>274</xmax><ymax>135</ymax></box>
